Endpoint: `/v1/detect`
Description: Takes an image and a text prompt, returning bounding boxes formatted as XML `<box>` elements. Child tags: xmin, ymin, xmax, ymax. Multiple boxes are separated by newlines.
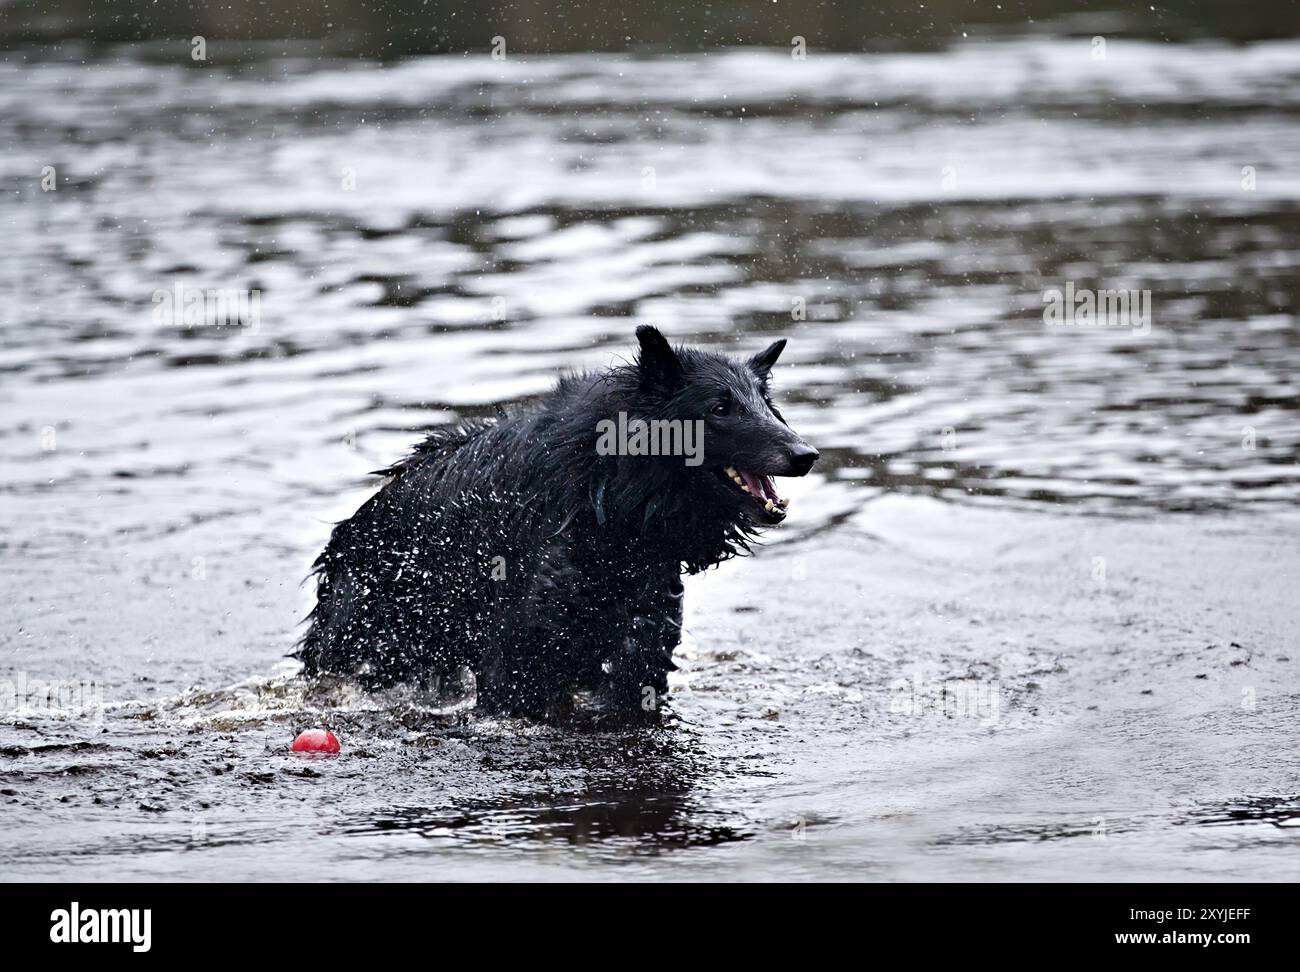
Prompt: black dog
<box><xmin>298</xmin><ymin>326</ymin><xmax>817</xmax><ymax>724</ymax></box>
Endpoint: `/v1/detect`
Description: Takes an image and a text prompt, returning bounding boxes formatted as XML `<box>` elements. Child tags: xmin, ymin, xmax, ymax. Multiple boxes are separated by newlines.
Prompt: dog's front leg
<box><xmin>585</xmin><ymin>571</ymin><xmax>684</xmax><ymax>723</ymax></box>
<box><xmin>475</xmin><ymin>539</ymin><xmax>601</xmax><ymax>720</ymax></box>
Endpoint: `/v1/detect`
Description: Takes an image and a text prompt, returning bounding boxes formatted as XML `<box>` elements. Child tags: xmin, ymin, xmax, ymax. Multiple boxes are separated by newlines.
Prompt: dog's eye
<box><xmin>711</xmin><ymin>398</ymin><xmax>731</xmax><ymax>416</ymax></box>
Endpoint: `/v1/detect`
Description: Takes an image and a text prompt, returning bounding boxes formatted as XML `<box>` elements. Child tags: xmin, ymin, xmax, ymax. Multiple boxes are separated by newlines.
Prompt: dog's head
<box><xmin>633</xmin><ymin>325</ymin><xmax>818</xmax><ymax>524</ymax></box>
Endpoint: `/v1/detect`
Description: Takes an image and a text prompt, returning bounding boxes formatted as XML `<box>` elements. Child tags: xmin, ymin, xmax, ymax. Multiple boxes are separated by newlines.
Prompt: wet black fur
<box><xmin>297</xmin><ymin>326</ymin><xmax>817</xmax><ymax>725</ymax></box>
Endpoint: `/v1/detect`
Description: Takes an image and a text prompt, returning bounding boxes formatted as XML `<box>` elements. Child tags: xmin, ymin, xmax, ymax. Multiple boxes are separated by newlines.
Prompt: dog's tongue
<box><xmin>739</xmin><ymin>470</ymin><xmax>777</xmax><ymax>501</ymax></box>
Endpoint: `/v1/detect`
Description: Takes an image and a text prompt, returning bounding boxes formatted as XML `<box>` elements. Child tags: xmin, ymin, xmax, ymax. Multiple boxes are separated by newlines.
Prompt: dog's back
<box><xmin>299</xmin><ymin>418</ymin><xmax>514</xmax><ymax>684</ymax></box>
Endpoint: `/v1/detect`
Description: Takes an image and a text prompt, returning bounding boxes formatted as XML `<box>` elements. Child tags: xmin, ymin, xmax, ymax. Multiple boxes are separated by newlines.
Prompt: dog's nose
<box><xmin>787</xmin><ymin>444</ymin><xmax>819</xmax><ymax>476</ymax></box>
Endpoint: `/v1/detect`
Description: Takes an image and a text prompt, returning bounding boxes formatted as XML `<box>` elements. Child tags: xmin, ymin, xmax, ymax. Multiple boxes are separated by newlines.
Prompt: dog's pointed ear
<box><xmin>636</xmin><ymin>325</ymin><xmax>683</xmax><ymax>387</ymax></box>
<box><xmin>747</xmin><ymin>339</ymin><xmax>787</xmax><ymax>378</ymax></box>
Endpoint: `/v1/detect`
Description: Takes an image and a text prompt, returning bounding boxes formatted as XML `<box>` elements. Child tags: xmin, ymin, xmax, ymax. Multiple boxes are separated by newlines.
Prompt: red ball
<box><xmin>291</xmin><ymin>728</ymin><xmax>340</xmax><ymax>754</ymax></box>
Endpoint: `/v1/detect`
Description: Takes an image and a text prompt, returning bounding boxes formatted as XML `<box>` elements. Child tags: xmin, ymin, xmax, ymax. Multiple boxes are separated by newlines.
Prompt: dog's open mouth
<box><xmin>720</xmin><ymin>466</ymin><xmax>789</xmax><ymax>523</ymax></box>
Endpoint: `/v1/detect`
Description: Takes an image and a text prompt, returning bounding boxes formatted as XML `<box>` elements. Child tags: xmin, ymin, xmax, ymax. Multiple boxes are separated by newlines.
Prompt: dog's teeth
<box><xmin>778</xmin><ymin>498</ymin><xmax>789</xmax><ymax>509</ymax></box>
<box><xmin>732</xmin><ymin>475</ymin><xmax>743</xmax><ymax>485</ymax></box>
<box><xmin>725</xmin><ymin>466</ymin><xmax>737</xmax><ymax>476</ymax></box>
<box><xmin>764</xmin><ymin>500</ymin><xmax>774</xmax><ymax>512</ymax></box>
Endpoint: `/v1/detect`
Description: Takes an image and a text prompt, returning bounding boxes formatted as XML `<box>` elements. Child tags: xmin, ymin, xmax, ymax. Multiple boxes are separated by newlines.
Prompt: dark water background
<box><xmin>1</xmin><ymin>4</ymin><xmax>1298</xmax><ymax>879</ymax></box>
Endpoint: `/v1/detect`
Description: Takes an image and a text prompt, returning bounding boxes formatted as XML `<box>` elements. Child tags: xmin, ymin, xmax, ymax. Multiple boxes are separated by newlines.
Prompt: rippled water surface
<box><xmin>1</xmin><ymin>37</ymin><xmax>1298</xmax><ymax>880</ymax></box>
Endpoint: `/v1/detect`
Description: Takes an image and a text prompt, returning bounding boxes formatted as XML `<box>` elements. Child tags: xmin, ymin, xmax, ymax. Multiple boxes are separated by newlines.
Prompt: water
<box><xmin>1</xmin><ymin>35</ymin><xmax>1298</xmax><ymax>880</ymax></box>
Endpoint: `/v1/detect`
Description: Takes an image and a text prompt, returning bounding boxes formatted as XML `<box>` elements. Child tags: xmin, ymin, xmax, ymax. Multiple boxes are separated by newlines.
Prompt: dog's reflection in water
<box><xmin>337</xmin><ymin>723</ymin><xmax>753</xmax><ymax>852</ymax></box>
